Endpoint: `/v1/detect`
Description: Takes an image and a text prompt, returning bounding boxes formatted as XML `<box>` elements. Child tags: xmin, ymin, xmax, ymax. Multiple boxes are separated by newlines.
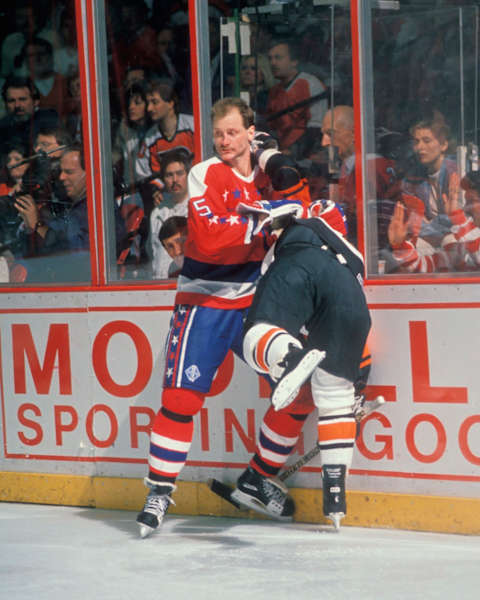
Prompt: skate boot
<box><xmin>136</xmin><ymin>481</ymin><xmax>176</xmax><ymax>538</ymax></box>
<box><xmin>271</xmin><ymin>345</ymin><xmax>326</xmax><ymax>411</ymax></box>
<box><xmin>230</xmin><ymin>466</ymin><xmax>294</xmax><ymax>521</ymax></box>
<box><xmin>322</xmin><ymin>464</ymin><xmax>346</xmax><ymax>531</ymax></box>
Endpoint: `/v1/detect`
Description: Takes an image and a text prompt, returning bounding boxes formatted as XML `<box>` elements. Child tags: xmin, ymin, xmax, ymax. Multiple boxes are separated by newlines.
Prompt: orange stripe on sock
<box><xmin>317</xmin><ymin>420</ymin><xmax>356</xmax><ymax>442</ymax></box>
<box><xmin>359</xmin><ymin>356</ymin><xmax>372</xmax><ymax>369</ymax></box>
<box><xmin>256</xmin><ymin>327</ymin><xmax>283</xmax><ymax>372</ymax></box>
<box><xmin>360</xmin><ymin>343</ymin><xmax>371</xmax><ymax>368</ymax></box>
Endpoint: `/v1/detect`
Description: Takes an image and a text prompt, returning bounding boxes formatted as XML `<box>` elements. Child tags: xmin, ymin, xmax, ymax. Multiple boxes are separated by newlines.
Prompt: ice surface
<box><xmin>0</xmin><ymin>502</ymin><xmax>478</xmax><ymax>600</ymax></box>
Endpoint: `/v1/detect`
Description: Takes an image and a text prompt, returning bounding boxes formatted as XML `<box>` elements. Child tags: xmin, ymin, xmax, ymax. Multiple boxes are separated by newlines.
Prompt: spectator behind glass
<box><xmin>124</xmin><ymin>65</ymin><xmax>150</xmax><ymax>91</ymax></box>
<box><xmin>155</xmin><ymin>24</ymin><xmax>191</xmax><ymax>113</ymax></box>
<box><xmin>387</xmin><ymin>171</ymin><xmax>480</xmax><ymax>274</ymax></box>
<box><xmin>0</xmin><ymin>126</ymin><xmax>72</xmax><ymax>263</ymax></box>
<box><xmin>321</xmin><ymin>105</ymin><xmax>401</xmax><ymax>249</ymax></box>
<box><xmin>266</xmin><ymin>38</ymin><xmax>328</xmax><ymax>160</ymax></box>
<box><xmin>112</xmin><ymin>81</ymin><xmax>152</xmax><ymax>189</ymax></box>
<box><xmin>0</xmin><ymin>141</ymin><xmax>30</xmax><ymax>197</ymax></box>
<box><xmin>64</xmin><ymin>71</ymin><xmax>82</xmax><ymax>142</ymax></box>
<box><xmin>0</xmin><ymin>2</ymin><xmax>55</xmax><ymax>78</ymax></box>
<box><xmin>157</xmin><ymin>215</ymin><xmax>187</xmax><ymax>278</ymax></box>
<box><xmin>156</xmin><ymin>26</ymin><xmax>179</xmax><ymax>83</ymax></box>
<box><xmin>0</xmin><ymin>141</ymin><xmax>31</xmax><ymax>260</ymax></box>
<box><xmin>52</xmin><ymin>6</ymin><xmax>78</xmax><ymax>78</ymax></box>
<box><xmin>16</xmin><ymin>37</ymin><xmax>69</xmax><ymax>118</ymax></box>
<box><xmin>33</xmin><ymin>124</ymin><xmax>73</xmax><ymax>210</ymax></box>
<box><xmin>462</xmin><ymin>171</ymin><xmax>480</xmax><ymax>229</ymax></box>
<box><xmin>110</xmin><ymin>0</ymin><xmax>167</xmax><ymax>83</ymax></box>
<box><xmin>110</xmin><ymin>82</ymin><xmax>152</xmax><ymax>279</ymax></box>
<box><xmin>137</xmin><ymin>78</ymin><xmax>194</xmax><ymax>223</ymax></box>
<box><xmin>14</xmin><ymin>143</ymin><xmax>91</xmax><ymax>283</ymax></box>
<box><xmin>149</xmin><ymin>149</ymin><xmax>190</xmax><ymax>279</ymax></box>
<box><xmin>240</xmin><ymin>55</ymin><xmax>275</xmax><ymax>124</ymax></box>
<box><xmin>0</xmin><ymin>75</ymin><xmax>59</xmax><ymax>156</ymax></box>
<box><xmin>144</xmin><ymin>78</ymin><xmax>195</xmax><ymax>176</ymax></box>
<box><xmin>401</xmin><ymin>110</ymin><xmax>458</xmax><ymax>248</ymax></box>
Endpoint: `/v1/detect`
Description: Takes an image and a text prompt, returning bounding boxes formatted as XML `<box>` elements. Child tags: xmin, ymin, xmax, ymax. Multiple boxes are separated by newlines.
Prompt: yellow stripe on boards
<box><xmin>1</xmin><ymin>471</ymin><xmax>479</xmax><ymax>535</ymax></box>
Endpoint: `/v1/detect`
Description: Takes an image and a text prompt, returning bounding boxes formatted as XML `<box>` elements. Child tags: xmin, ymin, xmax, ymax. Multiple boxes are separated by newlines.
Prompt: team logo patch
<box><xmin>185</xmin><ymin>364</ymin><xmax>201</xmax><ymax>382</ymax></box>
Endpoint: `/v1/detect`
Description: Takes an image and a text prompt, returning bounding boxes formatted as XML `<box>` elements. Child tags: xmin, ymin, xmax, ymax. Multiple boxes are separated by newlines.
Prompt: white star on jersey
<box><xmin>227</xmin><ymin>215</ymin><xmax>240</xmax><ymax>225</ymax></box>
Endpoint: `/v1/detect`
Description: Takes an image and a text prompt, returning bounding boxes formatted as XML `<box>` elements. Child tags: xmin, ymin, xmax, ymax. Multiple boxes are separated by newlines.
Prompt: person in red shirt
<box><xmin>136</xmin><ymin>97</ymin><xmax>311</xmax><ymax>538</ymax></box>
<box><xmin>266</xmin><ymin>38</ymin><xmax>327</xmax><ymax>160</ymax></box>
<box><xmin>144</xmin><ymin>79</ymin><xmax>195</xmax><ymax>176</ymax></box>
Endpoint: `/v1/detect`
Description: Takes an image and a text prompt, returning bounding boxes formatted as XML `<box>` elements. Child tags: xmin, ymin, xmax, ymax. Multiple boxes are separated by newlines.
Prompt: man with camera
<box><xmin>14</xmin><ymin>143</ymin><xmax>90</xmax><ymax>282</ymax></box>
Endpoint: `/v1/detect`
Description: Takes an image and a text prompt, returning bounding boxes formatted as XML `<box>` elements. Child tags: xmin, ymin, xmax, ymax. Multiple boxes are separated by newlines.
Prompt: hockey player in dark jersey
<box><xmin>232</xmin><ymin>195</ymin><xmax>372</xmax><ymax>530</ymax></box>
<box><xmin>136</xmin><ymin>97</ymin><xmax>312</xmax><ymax>538</ymax></box>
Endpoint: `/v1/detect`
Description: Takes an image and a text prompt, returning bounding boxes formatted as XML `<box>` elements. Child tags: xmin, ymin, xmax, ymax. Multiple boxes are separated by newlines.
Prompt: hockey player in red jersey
<box><xmin>136</xmin><ymin>97</ymin><xmax>312</xmax><ymax>538</ymax></box>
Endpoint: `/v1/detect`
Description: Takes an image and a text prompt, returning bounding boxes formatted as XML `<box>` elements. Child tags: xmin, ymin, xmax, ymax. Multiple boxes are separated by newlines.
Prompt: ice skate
<box><xmin>322</xmin><ymin>464</ymin><xmax>346</xmax><ymax>531</ymax></box>
<box><xmin>271</xmin><ymin>345</ymin><xmax>326</xmax><ymax>411</ymax></box>
<box><xmin>231</xmin><ymin>466</ymin><xmax>294</xmax><ymax>521</ymax></box>
<box><xmin>136</xmin><ymin>481</ymin><xmax>175</xmax><ymax>538</ymax></box>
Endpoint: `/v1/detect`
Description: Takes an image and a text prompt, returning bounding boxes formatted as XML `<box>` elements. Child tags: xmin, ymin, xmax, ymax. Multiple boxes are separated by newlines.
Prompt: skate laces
<box><xmin>144</xmin><ymin>492</ymin><xmax>175</xmax><ymax>515</ymax></box>
<box><xmin>261</xmin><ymin>478</ymin><xmax>287</xmax><ymax>506</ymax></box>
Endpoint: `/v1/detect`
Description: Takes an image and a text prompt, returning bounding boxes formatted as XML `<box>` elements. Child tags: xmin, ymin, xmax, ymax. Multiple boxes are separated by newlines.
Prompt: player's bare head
<box><xmin>321</xmin><ymin>105</ymin><xmax>355</xmax><ymax>159</ymax></box>
<box><xmin>212</xmin><ymin>97</ymin><xmax>254</xmax><ymax>130</ymax></box>
<box><xmin>325</xmin><ymin>106</ymin><xmax>354</xmax><ymax>132</ymax></box>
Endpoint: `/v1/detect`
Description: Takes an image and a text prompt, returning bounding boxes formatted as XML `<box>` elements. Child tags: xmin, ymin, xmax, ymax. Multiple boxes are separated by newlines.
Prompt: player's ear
<box><xmin>247</xmin><ymin>125</ymin><xmax>255</xmax><ymax>143</ymax></box>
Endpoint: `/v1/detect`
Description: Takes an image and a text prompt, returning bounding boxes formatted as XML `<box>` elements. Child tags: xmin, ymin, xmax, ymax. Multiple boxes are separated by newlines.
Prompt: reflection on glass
<box><xmin>0</xmin><ymin>1</ymin><xmax>88</xmax><ymax>284</ymax></box>
<box><xmin>230</xmin><ymin>3</ymin><xmax>353</xmax><ymax>246</ymax></box>
<box><xmin>371</xmin><ymin>3</ymin><xmax>480</xmax><ymax>276</ymax></box>
<box><xmin>106</xmin><ymin>0</ymin><xmax>195</xmax><ymax>281</ymax></box>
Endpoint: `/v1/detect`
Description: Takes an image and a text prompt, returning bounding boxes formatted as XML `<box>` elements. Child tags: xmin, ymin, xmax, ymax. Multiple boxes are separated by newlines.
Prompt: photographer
<box><xmin>32</xmin><ymin>125</ymin><xmax>72</xmax><ymax>212</ymax></box>
<box><xmin>0</xmin><ymin>126</ymin><xmax>71</xmax><ymax>257</ymax></box>
<box><xmin>14</xmin><ymin>143</ymin><xmax>91</xmax><ymax>282</ymax></box>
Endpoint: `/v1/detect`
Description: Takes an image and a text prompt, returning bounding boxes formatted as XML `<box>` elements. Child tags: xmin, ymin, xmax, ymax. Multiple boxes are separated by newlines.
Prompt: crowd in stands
<box><xmin>0</xmin><ymin>0</ymin><xmax>478</xmax><ymax>283</ymax></box>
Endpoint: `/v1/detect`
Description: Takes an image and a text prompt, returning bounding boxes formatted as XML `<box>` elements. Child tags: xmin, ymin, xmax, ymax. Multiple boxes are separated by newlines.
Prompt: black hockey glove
<box><xmin>250</xmin><ymin>131</ymin><xmax>278</xmax><ymax>154</ymax></box>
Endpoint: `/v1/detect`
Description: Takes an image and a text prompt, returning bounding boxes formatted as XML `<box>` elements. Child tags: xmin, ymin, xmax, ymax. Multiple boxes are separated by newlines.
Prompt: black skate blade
<box><xmin>230</xmin><ymin>488</ymin><xmax>294</xmax><ymax>522</ymax></box>
<box><xmin>207</xmin><ymin>478</ymin><xmax>243</xmax><ymax>509</ymax></box>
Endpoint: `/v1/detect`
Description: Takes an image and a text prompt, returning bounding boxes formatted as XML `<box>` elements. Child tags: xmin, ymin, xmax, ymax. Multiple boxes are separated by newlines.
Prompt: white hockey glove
<box><xmin>237</xmin><ymin>199</ymin><xmax>304</xmax><ymax>235</ymax></box>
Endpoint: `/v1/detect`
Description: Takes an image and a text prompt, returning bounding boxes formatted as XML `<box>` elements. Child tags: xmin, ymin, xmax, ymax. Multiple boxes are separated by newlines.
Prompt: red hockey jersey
<box><xmin>137</xmin><ymin>114</ymin><xmax>195</xmax><ymax>177</ymax></box>
<box><xmin>176</xmin><ymin>157</ymin><xmax>288</xmax><ymax>309</ymax></box>
<box><xmin>267</xmin><ymin>72</ymin><xmax>327</xmax><ymax>150</ymax></box>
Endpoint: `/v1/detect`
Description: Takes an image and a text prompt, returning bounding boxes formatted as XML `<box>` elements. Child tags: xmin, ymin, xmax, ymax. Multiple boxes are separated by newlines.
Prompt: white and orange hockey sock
<box><xmin>311</xmin><ymin>367</ymin><xmax>356</xmax><ymax>471</ymax></box>
<box><xmin>243</xmin><ymin>322</ymin><xmax>303</xmax><ymax>380</ymax></box>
